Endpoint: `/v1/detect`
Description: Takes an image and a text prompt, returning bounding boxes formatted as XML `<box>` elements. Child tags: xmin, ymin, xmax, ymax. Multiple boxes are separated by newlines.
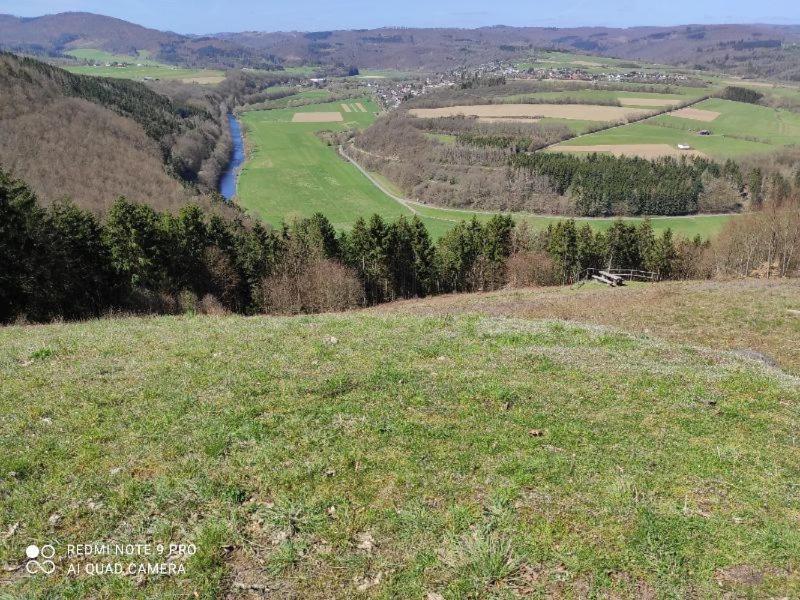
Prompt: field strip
<box><xmin>341</xmin><ymin>103</ymin><xmax>352</xmax><ymax>113</ymax></box>
<box><xmin>669</xmin><ymin>107</ymin><xmax>721</xmax><ymax>122</ymax></box>
<box><xmin>619</xmin><ymin>97</ymin><xmax>684</xmax><ymax>107</ymax></box>
<box><xmin>550</xmin><ymin>143</ymin><xmax>708</xmax><ymax>159</ymax></box>
<box><xmin>292</xmin><ymin>112</ymin><xmax>344</xmax><ymax>123</ymax></box>
<box><xmin>536</xmin><ymin>95</ymin><xmax>710</xmax><ymax>153</ymax></box>
<box><xmin>477</xmin><ymin>117</ymin><xmax>541</xmax><ymax>123</ymax></box>
<box><xmin>723</xmin><ymin>80</ymin><xmax>777</xmax><ymax>88</ymax></box>
<box><xmin>409</xmin><ymin>104</ymin><xmax>652</xmax><ymax>121</ymax></box>
<box><xmin>355</xmin><ymin>102</ymin><xmax>367</xmax><ymax>113</ymax></box>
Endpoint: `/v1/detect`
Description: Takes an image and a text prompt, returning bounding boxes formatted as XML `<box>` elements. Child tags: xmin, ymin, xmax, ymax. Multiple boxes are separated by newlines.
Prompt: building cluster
<box><xmin>367</xmin><ymin>76</ymin><xmax>455</xmax><ymax>109</ymax></box>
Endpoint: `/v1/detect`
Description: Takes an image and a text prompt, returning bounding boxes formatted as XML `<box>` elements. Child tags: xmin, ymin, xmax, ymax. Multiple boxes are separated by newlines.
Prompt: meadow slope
<box><xmin>1</xmin><ymin>280</ymin><xmax>799</xmax><ymax>598</ymax></box>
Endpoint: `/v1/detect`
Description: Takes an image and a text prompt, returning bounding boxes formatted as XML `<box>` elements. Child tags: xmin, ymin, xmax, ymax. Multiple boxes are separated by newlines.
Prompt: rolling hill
<box><xmin>219</xmin><ymin>24</ymin><xmax>800</xmax><ymax>79</ymax></box>
<box><xmin>0</xmin><ymin>279</ymin><xmax>797</xmax><ymax>598</ymax></box>
<box><xmin>3</xmin><ymin>12</ymin><xmax>800</xmax><ymax>79</ymax></box>
<box><xmin>0</xmin><ymin>12</ymin><xmax>279</xmax><ymax>70</ymax></box>
<box><xmin>0</xmin><ymin>52</ymin><xmax>227</xmax><ymax>213</ymax></box>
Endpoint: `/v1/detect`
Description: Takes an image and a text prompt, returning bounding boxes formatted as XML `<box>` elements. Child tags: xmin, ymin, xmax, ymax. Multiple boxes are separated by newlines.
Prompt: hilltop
<box><xmin>0</xmin><ymin>279</ymin><xmax>798</xmax><ymax>597</ymax></box>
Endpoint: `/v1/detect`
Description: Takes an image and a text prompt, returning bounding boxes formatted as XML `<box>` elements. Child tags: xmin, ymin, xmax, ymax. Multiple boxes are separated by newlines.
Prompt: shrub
<box><xmin>198</xmin><ymin>294</ymin><xmax>229</xmax><ymax>316</ymax></box>
<box><xmin>506</xmin><ymin>251</ymin><xmax>561</xmax><ymax>287</ymax></box>
<box><xmin>260</xmin><ymin>259</ymin><xmax>364</xmax><ymax>315</ymax></box>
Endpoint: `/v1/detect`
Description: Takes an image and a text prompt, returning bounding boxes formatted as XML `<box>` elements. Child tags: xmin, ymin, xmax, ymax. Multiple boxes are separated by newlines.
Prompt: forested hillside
<box><xmin>0</xmin><ymin>12</ymin><xmax>279</xmax><ymax>70</ymax></box>
<box><xmin>0</xmin><ymin>52</ymin><xmax>231</xmax><ymax>212</ymax></box>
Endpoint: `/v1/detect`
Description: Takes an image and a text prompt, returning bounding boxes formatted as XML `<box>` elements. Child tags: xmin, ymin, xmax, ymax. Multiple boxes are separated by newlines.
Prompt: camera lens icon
<box><xmin>25</xmin><ymin>544</ymin><xmax>56</xmax><ymax>575</ymax></box>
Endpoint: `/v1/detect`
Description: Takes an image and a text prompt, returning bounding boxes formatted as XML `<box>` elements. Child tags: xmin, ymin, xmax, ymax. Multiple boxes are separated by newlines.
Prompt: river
<box><xmin>219</xmin><ymin>113</ymin><xmax>245</xmax><ymax>200</ymax></box>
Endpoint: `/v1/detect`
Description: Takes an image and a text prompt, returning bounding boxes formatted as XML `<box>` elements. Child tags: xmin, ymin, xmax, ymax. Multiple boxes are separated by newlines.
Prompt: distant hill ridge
<box><xmin>2</xmin><ymin>12</ymin><xmax>799</xmax><ymax>78</ymax></box>
<box><xmin>0</xmin><ymin>11</ymin><xmax>279</xmax><ymax>69</ymax></box>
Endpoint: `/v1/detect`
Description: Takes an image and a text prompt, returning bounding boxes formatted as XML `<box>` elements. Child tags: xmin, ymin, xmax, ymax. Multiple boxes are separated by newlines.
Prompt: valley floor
<box><xmin>1</xmin><ymin>279</ymin><xmax>798</xmax><ymax>598</ymax></box>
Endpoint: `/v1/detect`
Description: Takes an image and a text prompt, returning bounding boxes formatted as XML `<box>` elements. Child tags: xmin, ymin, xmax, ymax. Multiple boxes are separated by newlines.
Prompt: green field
<box><xmin>2</xmin><ymin>281</ymin><xmax>798</xmax><ymax>598</ymax></box>
<box><xmin>555</xmin><ymin>98</ymin><xmax>800</xmax><ymax>159</ymax></box>
<box><xmin>501</xmin><ymin>87</ymin><xmax>704</xmax><ymax>105</ymax></box>
<box><xmin>237</xmin><ymin>98</ymin><xmax>413</xmax><ymax>230</ymax></box>
<box><xmin>64</xmin><ymin>48</ymin><xmax>225</xmax><ymax>83</ymax></box>
<box><xmin>235</xmin><ymin>95</ymin><xmax>735</xmax><ymax>239</ymax></box>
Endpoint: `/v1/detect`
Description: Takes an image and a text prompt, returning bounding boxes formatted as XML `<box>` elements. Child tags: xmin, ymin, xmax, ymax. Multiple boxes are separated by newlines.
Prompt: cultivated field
<box><xmin>234</xmin><ymin>93</ymin><xmax>735</xmax><ymax>239</ymax></box>
<box><xmin>236</xmin><ymin>97</ymin><xmax>416</xmax><ymax>230</ymax></box>
<box><xmin>552</xmin><ymin>143</ymin><xmax>706</xmax><ymax>159</ymax></box>
<box><xmin>409</xmin><ymin>104</ymin><xmax>652</xmax><ymax>122</ymax></box>
<box><xmin>291</xmin><ymin>112</ymin><xmax>344</xmax><ymax>123</ymax></box>
<box><xmin>554</xmin><ymin>98</ymin><xmax>800</xmax><ymax>159</ymax></box>
<box><xmin>1</xmin><ymin>280</ymin><xmax>798</xmax><ymax>598</ymax></box>
<box><xmin>668</xmin><ymin>107</ymin><xmax>721</xmax><ymax>121</ymax></box>
<box><xmin>63</xmin><ymin>48</ymin><xmax>225</xmax><ymax>83</ymax></box>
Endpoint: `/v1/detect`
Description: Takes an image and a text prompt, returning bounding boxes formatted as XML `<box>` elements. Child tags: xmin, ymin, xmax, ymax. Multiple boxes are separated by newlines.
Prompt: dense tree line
<box><xmin>512</xmin><ymin>153</ymin><xmax>743</xmax><ymax>216</ymax></box>
<box><xmin>2</xmin><ymin>169</ymin><xmax>722</xmax><ymax>325</ymax></box>
<box><xmin>719</xmin><ymin>86</ymin><xmax>764</xmax><ymax>105</ymax></box>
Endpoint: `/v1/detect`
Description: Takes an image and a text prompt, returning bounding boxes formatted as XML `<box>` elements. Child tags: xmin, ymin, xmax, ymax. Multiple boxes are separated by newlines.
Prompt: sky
<box><xmin>1</xmin><ymin>0</ymin><xmax>799</xmax><ymax>34</ymax></box>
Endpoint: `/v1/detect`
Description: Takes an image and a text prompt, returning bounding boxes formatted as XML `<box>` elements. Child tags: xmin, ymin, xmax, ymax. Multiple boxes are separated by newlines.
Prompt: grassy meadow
<box><xmin>234</xmin><ymin>94</ymin><xmax>735</xmax><ymax>239</ymax></box>
<box><xmin>64</xmin><ymin>48</ymin><xmax>225</xmax><ymax>83</ymax></box>
<box><xmin>236</xmin><ymin>98</ymin><xmax>415</xmax><ymax>230</ymax></box>
<box><xmin>555</xmin><ymin>98</ymin><xmax>800</xmax><ymax>159</ymax></box>
<box><xmin>1</xmin><ymin>280</ymin><xmax>798</xmax><ymax>598</ymax></box>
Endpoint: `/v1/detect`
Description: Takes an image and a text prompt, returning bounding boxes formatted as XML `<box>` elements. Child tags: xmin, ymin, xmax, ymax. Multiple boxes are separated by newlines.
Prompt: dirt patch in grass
<box><xmin>355</xmin><ymin>103</ymin><xmax>367</xmax><ymax>113</ymax></box>
<box><xmin>619</xmin><ymin>97</ymin><xmax>683</xmax><ymax>107</ymax></box>
<box><xmin>341</xmin><ymin>103</ymin><xmax>352</xmax><ymax>113</ymax></box>
<box><xmin>291</xmin><ymin>112</ymin><xmax>344</xmax><ymax>123</ymax></box>
<box><xmin>408</xmin><ymin>104</ymin><xmax>651</xmax><ymax>122</ymax></box>
<box><xmin>553</xmin><ymin>143</ymin><xmax>707</xmax><ymax>159</ymax></box>
<box><xmin>669</xmin><ymin>107</ymin><xmax>721</xmax><ymax>122</ymax></box>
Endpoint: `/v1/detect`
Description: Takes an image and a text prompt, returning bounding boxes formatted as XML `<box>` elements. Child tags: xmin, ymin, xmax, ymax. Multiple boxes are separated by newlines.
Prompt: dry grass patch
<box><xmin>371</xmin><ymin>279</ymin><xmax>800</xmax><ymax>376</ymax></box>
<box><xmin>355</xmin><ymin>103</ymin><xmax>367</xmax><ymax>113</ymax></box>
<box><xmin>723</xmin><ymin>80</ymin><xmax>776</xmax><ymax>89</ymax></box>
<box><xmin>553</xmin><ymin>143</ymin><xmax>707</xmax><ymax>159</ymax></box>
<box><xmin>408</xmin><ymin>104</ymin><xmax>651</xmax><ymax>122</ymax></box>
<box><xmin>341</xmin><ymin>103</ymin><xmax>352</xmax><ymax>113</ymax></box>
<box><xmin>669</xmin><ymin>107</ymin><xmax>721</xmax><ymax>122</ymax></box>
<box><xmin>291</xmin><ymin>112</ymin><xmax>344</xmax><ymax>123</ymax></box>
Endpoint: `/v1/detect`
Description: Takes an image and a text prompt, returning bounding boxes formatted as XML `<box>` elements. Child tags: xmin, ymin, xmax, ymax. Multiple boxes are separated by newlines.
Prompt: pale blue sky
<box><xmin>1</xmin><ymin>0</ymin><xmax>798</xmax><ymax>34</ymax></box>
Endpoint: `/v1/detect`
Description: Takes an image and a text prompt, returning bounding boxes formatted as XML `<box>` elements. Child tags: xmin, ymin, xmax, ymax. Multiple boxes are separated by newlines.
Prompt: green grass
<box><xmin>409</xmin><ymin>202</ymin><xmax>735</xmax><ymax>239</ymax></box>
<box><xmin>555</xmin><ymin>98</ymin><xmax>800</xmax><ymax>159</ymax></box>
<box><xmin>237</xmin><ymin>98</ymin><xmax>414</xmax><ymax>230</ymax></box>
<box><xmin>1</xmin><ymin>297</ymin><xmax>798</xmax><ymax>597</ymax></box>
<box><xmin>64</xmin><ymin>48</ymin><xmax>225</xmax><ymax>83</ymax></box>
<box><xmin>234</xmin><ymin>96</ymin><xmax>735</xmax><ymax>239</ymax></box>
<box><xmin>501</xmin><ymin>88</ymin><xmax>703</xmax><ymax>105</ymax></box>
